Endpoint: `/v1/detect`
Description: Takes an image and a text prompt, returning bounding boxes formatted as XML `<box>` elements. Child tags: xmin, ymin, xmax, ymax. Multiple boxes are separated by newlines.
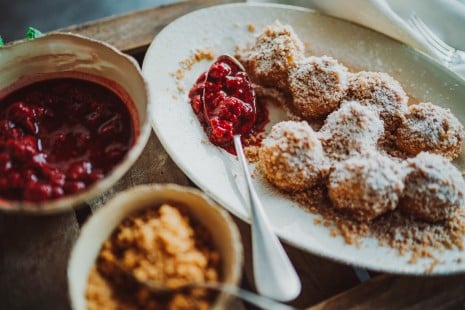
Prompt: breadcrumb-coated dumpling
<box><xmin>236</xmin><ymin>21</ymin><xmax>304</xmax><ymax>91</ymax></box>
<box><xmin>328</xmin><ymin>151</ymin><xmax>405</xmax><ymax>222</ymax></box>
<box><xmin>259</xmin><ymin>121</ymin><xmax>327</xmax><ymax>192</ymax></box>
<box><xmin>288</xmin><ymin>56</ymin><xmax>349</xmax><ymax>119</ymax></box>
<box><xmin>396</xmin><ymin>102</ymin><xmax>464</xmax><ymax>160</ymax></box>
<box><xmin>347</xmin><ymin>71</ymin><xmax>409</xmax><ymax>132</ymax></box>
<box><xmin>399</xmin><ymin>152</ymin><xmax>465</xmax><ymax>222</ymax></box>
<box><xmin>318</xmin><ymin>100</ymin><xmax>384</xmax><ymax>161</ymax></box>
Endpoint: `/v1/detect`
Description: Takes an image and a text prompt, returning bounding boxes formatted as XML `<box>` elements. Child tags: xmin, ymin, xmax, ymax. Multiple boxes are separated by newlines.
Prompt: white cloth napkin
<box><xmin>248</xmin><ymin>0</ymin><xmax>465</xmax><ymax>77</ymax></box>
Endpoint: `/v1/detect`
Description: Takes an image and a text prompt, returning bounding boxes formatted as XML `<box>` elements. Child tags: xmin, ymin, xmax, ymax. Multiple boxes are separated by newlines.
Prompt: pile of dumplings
<box><xmin>237</xmin><ymin>22</ymin><xmax>465</xmax><ymax>223</ymax></box>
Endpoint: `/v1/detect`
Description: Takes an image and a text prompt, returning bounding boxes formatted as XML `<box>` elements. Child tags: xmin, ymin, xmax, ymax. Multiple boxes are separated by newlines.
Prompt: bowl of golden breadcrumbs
<box><xmin>67</xmin><ymin>184</ymin><xmax>243</xmax><ymax>309</ymax></box>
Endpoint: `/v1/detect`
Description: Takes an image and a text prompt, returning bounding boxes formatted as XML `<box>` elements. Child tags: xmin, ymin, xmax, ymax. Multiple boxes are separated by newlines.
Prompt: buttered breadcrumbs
<box><xmin>86</xmin><ymin>204</ymin><xmax>220</xmax><ymax>310</ymax></box>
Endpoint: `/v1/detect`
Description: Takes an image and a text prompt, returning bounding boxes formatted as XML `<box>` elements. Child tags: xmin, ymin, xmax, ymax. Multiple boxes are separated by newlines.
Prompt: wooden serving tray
<box><xmin>1</xmin><ymin>1</ymin><xmax>465</xmax><ymax>308</ymax></box>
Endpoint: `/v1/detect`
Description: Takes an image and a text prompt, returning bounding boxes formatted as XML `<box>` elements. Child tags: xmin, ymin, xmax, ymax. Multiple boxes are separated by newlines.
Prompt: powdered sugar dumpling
<box><xmin>328</xmin><ymin>151</ymin><xmax>405</xmax><ymax>222</ymax></box>
<box><xmin>318</xmin><ymin>100</ymin><xmax>384</xmax><ymax>161</ymax></box>
<box><xmin>347</xmin><ymin>71</ymin><xmax>409</xmax><ymax>133</ymax></box>
<box><xmin>396</xmin><ymin>102</ymin><xmax>464</xmax><ymax>160</ymax></box>
<box><xmin>236</xmin><ymin>21</ymin><xmax>304</xmax><ymax>91</ymax></box>
<box><xmin>399</xmin><ymin>152</ymin><xmax>465</xmax><ymax>222</ymax></box>
<box><xmin>259</xmin><ymin>121</ymin><xmax>327</xmax><ymax>192</ymax></box>
<box><xmin>288</xmin><ymin>56</ymin><xmax>349</xmax><ymax>119</ymax></box>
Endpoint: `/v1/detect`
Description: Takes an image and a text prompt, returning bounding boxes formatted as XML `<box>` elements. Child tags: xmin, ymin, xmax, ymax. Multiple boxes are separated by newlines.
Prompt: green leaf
<box><xmin>27</xmin><ymin>27</ymin><xmax>44</xmax><ymax>40</ymax></box>
<box><xmin>0</xmin><ymin>36</ymin><xmax>4</xmax><ymax>47</ymax></box>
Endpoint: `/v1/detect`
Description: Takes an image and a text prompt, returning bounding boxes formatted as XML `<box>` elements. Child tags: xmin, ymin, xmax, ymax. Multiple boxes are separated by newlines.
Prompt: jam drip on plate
<box><xmin>0</xmin><ymin>78</ymin><xmax>134</xmax><ymax>203</ymax></box>
<box><xmin>188</xmin><ymin>55</ymin><xmax>268</xmax><ymax>154</ymax></box>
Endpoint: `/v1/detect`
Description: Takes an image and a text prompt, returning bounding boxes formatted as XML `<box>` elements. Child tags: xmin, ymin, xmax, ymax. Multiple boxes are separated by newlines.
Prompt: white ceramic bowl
<box><xmin>0</xmin><ymin>33</ymin><xmax>152</xmax><ymax>213</ymax></box>
<box><xmin>67</xmin><ymin>184</ymin><xmax>243</xmax><ymax>310</ymax></box>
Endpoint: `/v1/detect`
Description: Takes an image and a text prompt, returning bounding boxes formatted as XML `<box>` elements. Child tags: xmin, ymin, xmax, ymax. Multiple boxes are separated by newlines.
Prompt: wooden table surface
<box><xmin>1</xmin><ymin>1</ymin><xmax>465</xmax><ymax>309</ymax></box>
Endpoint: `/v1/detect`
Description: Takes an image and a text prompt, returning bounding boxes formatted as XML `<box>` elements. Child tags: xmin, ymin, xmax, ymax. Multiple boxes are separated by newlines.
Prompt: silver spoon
<box><xmin>233</xmin><ymin>135</ymin><xmax>301</xmax><ymax>301</ymax></box>
<box><xmin>116</xmin><ymin>261</ymin><xmax>296</xmax><ymax>310</ymax></box>
<box><xmin>203</xmin><ymin>55</ymin><xmax>301</xmax><ymax>301</ymax></box>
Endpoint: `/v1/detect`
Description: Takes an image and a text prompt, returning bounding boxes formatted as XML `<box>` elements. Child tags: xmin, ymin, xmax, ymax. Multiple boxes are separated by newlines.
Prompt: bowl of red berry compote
<box><xmin>0</xmin><ymin>33</ymin><xmax>152</xmax><ymax>213</ymax></box>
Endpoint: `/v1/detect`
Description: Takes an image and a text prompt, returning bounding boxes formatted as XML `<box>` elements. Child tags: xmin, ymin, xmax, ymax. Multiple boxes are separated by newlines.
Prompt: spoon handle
<box><xmin>201</xmin><ymin>282</ymin><xmax>296</xmax><ymax>310</ymax></box>
<box><xmin>233</xmin><ymin>135</ymin><xmax>301</xmax><ymax>302</ymax></box>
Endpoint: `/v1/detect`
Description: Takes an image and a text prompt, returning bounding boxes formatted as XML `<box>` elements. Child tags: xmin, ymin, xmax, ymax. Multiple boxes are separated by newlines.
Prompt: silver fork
<box><xmin>408</xmin><ymin>13</ymin><xmax>465</xmax><ymax>67</ymax></box>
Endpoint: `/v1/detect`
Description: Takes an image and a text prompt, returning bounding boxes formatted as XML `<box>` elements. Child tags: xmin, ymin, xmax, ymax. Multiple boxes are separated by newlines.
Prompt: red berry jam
<box><xmin>188</xmin><ymin>55</ymin><xmax>268</xmax><ymax>154</ymax></box>
<box><xmin>0</xmin><ymin>78</ymin><xmax>134</xmax><ymax>203</ymax></box>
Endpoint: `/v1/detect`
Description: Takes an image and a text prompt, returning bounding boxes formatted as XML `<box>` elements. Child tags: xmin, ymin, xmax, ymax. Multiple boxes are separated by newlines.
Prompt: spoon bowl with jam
<box><xmin>189</xmin><ymin>54</ymin><xmax>301</xmax><ymax>301</ymax></box>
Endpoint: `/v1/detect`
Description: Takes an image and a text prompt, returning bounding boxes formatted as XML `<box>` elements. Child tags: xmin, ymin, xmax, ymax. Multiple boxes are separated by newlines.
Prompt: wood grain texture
<box><xmin>58</xmin><ymin>0</ymin><xmax>241</xmax><ymax>54</ymax></box>
<box><xmin>0</xmin><ymin>212</ymin><xmax>79</xmax><ymax>310</ymax></box>
<box><xmin>310</xmin><ymin>274</ymin><xmax>465</xmax><ymax>309</ymax></box>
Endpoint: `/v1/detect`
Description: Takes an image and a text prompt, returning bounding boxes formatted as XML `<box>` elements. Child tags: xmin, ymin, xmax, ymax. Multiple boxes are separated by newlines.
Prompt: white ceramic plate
<box><xmin>142</xmin><ymin>3</ymin><xmax>465</xmax><ymax>274</ymax></box>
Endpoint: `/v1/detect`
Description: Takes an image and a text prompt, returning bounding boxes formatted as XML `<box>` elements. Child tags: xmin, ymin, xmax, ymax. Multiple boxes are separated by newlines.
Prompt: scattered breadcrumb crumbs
<box><xmin>181</xmin><ymin>48</ymin><xmax>215</xmax><ymax>72</ymax></box>
<box><xmin>247</xmin><ymin>23</ymin><xmax>256</xmax><ymax>32</ymax></box>
<box><xmin>171</xmin><ymin>48</ymin><xmax>215</xmax><ymax>94</ymax></box>
<box><xmin>244</xmin><ymin>145</ymin><xmax>260</xmax><ymax>163</ymax></box>
<box><xmin>255</xmin><ymin>159</ymin><xmax>464</xmax><ymax>270</ymax></box>
<box><xmin>291</xmin><ymin>184</ymin><xmax>465</xmax><ymax>267</ymax></box>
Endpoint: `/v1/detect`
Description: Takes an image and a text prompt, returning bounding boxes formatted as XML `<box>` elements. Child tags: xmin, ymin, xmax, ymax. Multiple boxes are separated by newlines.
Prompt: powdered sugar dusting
<box><xmin>288</xmin><ymin>56</ymin><xmax>349</xmax><ymax>119</ymax></box>
<box><xmin>236</xmin><ymin>21</ymin><xmax>304</xmax><ymax>91</ymax></box>
<box><xmin>318</xmin><ymin>100</ymin><xmax>384</xmax><ymax>161</ymax></box>
<box><xmin>400</xmin><ymin>152</ymin><xmax>465</xmax><ymax>222</ymax></box>
<box><xmin>347</xmin><ymin>71</ymin><xmax>409</xmax><ymax>132</ymax></box>
<box><xmin>396</xmin><ymin>102</ymin><xmax>465</xmax><ymax>160</ymax></box>
<box><xmin>328</xmin><ymin>151</ymin><xmax>405</xmax><ymax>222</ymax></box>
<box><xmin>259</xmin><ymin>121</ymin><xmax>327</xmax><ymax>192</ymax></box>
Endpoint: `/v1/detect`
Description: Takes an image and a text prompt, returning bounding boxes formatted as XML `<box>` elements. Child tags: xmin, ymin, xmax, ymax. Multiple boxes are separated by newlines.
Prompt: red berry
<box><xmin>24</xmin><ymin>182</ymin><xmax>52</xmax><ymax>202</ymax></box>
<box><xmin>6</xmin><ymin>102</ymin><xmax>38</xmax><ymax>133</ymax></box>
<box><xmin>210</xmin><ymin>118</ymin><xmax>233</xmax><ymax>142</ymax></box>
<box><xmin>0</xmin><ymin>153</ymin><xmax>12</xmax><ymax>173</ymax></box>
<box><xmin>9</xmin><ymin>172</ymin><xmax>22</xmax><ymax>188</ymax></box>
<box><xmin>0</xmin><ymin>120</ymin><xmax>14</xmax><ymax>138</ymax></box>
<box><xmin>23</xmin><ymin>170</ymin><xmax>38</xmax><ymax>184</ymax></box>
<box><xmin>191</xmin><ymin>95</ymin><xmax>202</xmax><ymax>114</ymax></box>
<box><xmin>51</xmin><ymin>186</ymin><xmax>65</xmax><ymax>198</ymax></box>
<box><xmin>209</xmin><ymin>62</ymin><xmax>231</xmax><ymax>79</ymax></box>
<box><xmin>74</xmin><ymin>131</ymin><xmax>91</xmax><ymax>150</ymax></box>
<box><xmin>67</xmin><ymin>161</ymin><xmax>92</xmax><ymax>181</ymax></box>
<box><xmin>211</xmin><ymin>91</ymin><xmax>227</xmax><ymax>108</ymax></box>
<box><xmin>64</xmin><ymin>181</ymin><xmax>86</xmax><ymax>194</ymax></box>
<box><xmin>7</xmin><ymin>135</ymin><xmax>38</xmax><ymax>159</ymax></box>
<box><xmin>9</xmin><ymin>128</ymin><xmax>23</xmax><ymax>140</ymax></box>
<box><xmin>45</xmin><ymin>168</ymin><xmax>66</xmax><ymax>187</ymax></box>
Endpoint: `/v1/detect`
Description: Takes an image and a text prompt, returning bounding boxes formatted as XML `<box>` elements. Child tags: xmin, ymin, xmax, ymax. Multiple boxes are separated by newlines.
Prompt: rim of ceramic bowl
<box><xmin>67</xmin><ymin>183</ymin><xmax>244</xmax><ymax>310</ymax></box>
<box><xmin>0</xmin><ymin>32</ymin><xmax>153</xmax><ymax>214</ymax></box>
